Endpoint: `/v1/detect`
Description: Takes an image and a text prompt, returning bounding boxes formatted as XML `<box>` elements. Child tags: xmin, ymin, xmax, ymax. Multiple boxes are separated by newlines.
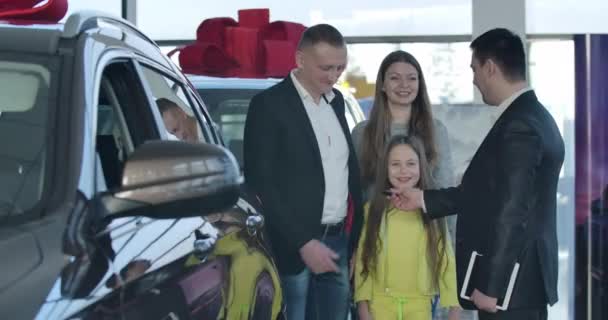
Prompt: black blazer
<box><xmin>243</xmin><ymin>76</ymin><xmax>364</xmax><ymax>275</ymax></box>
<box><xmin>425</xmin><ymin>91</ymin><xmax>564</xmax><ymax>310</ymax></box>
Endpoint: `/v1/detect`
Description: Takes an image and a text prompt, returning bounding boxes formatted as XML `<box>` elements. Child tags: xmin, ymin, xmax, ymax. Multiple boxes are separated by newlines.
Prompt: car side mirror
<box><xmin>100</xmin><ymin>140</ymin><xmax>241</xmax><ymax>219</ymax></box>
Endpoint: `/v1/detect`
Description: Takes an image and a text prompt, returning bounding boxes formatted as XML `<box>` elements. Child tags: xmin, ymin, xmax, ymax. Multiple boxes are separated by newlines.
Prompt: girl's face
<box><xmin>382</xmin><ymin>62</ymin><xmax>420</xmax><ymax>107</ymax></box>
<box><xmin>387</xmin><ymin>144</ymin><xmax>420</xmax><ymax>189</ymax></box>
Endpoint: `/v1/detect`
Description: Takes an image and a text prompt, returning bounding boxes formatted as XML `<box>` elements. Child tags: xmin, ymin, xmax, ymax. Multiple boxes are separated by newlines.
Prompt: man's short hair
<box><xmin>297</xmin><ymin>24</ymin><xmax>345</xmax><ymax>50</ymax></box>
<box><xmin>470</xmin><ymin>28</ymin><xmax>526</xmax><ymax>81</ymax></box>
<box><xmin>156</xmin><ymin>98</ymin><xmax>179</xmax><ymax>115</ymax></box>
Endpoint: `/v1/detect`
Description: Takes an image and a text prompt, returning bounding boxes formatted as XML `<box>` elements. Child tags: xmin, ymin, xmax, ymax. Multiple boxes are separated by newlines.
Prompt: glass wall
<box><xmin>527</xmin><ymin>0</ymin><xmax>608</xmax><ymax>34</ymax></box>
<box><xmin>136</xmin><ymin>0</ymin><xmax>472</xmax><ymax>40</ymax></box>
<box><xmin>60</xmin><ymin>0</ymin><xmax>122</xmax><ymax>21</ymax></box>
<box><xmin>346</xmin><ymin>42</ymin><xmax>473</xmax><ymax>104</ymax></box>
<box><xmin>529</xmin><ymin>39</ymin><xmax>576</xmax><ymax>320</ymax></box>
<box><xmin>124</xmin><ymin>0</ymin><xmax>608</xmax><ymax>41</ymax></box>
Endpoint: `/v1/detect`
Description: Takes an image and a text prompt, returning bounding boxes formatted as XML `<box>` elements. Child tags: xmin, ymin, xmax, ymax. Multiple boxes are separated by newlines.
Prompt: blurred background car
<box><xmin>189</xmin><ymin>75</ymin><xmax>366</xmax><ymax>168</ymax></box>
<box><xmin>357</xmin><ymin>96</ymin><xmax>374</xmax><ymax>118</ymax></box>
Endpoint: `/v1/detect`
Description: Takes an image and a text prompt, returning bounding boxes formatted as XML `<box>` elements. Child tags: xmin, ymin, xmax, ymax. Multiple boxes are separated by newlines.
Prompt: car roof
<box><xmin>0</xmin><ymin>23</ymin><xmax>63</xmax><ymax>53</ymax></box>
<box><xmin>187</xmin><ymin>74</ymin><xmax>281</xmax><ymax>90</ymax></box>
<box><xmin>0</xmin><ymin>11</ymin><xmax>158</xmax><ymax>55</ymax></box>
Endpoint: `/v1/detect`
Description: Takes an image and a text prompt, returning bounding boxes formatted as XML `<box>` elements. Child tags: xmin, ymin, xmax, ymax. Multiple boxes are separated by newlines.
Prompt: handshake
<box><xmin>384</xmin><ymin>187</ymin><xmax>425</xmax><ymax>212</ymax></box>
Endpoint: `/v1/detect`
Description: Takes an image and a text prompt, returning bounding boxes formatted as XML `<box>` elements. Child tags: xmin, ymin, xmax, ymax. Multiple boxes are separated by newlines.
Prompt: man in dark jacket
<box><xmin>395</xmin><ymin>28</ymin><xmax>564</xmax><ymax>320</ymax></box>
<box><xmin>243</xmin><ymin>24</ymin><xmax>363</xmax><ymax>320</ymax></box>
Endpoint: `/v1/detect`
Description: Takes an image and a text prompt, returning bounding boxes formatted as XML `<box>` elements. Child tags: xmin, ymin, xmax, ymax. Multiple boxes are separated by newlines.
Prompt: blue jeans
<box><xmin>280</xmin><ymin>232</ymin><xmax>350</xmax><ymax>320</ymax></box>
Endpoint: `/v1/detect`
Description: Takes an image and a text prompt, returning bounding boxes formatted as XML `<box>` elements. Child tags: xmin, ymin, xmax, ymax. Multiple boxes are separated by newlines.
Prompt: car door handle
<box><xmin>246</xmin><ymin>215</ymin><xmax>264</xmax><ymax>236</ymax></box>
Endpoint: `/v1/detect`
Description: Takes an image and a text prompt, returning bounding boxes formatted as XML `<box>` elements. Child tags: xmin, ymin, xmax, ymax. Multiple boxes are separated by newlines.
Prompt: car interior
<box><xmin>95</xmin><ymin>78</ymin><xmax>133</xmax><ymax>191</ymax></box>
<box><xmin>213</xmin><ymin>99</ymin><xmax>248</xmax><ymax>167</ymax></box>
<box><xmin>0</xmin><ymin>63</ymin><xmax>49</xmax><ymax>218</ymax></box>
<box><xmin>195</xmin><ymin>88</ymin><xmax>262</xmax><ymax>168</ymax></box>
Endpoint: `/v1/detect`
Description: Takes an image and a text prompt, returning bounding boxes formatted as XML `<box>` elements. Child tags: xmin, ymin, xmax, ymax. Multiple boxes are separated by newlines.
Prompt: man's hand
<box><xmin>389</xmin><ymin>187</ymin><xmax>424</xmax><ymax>211</ymax></box>
<box><xmin>299</xmin><ymin>239</ymin><xmax>340</xmax><ymax>274</ymax></box>
<box><xmin>471</xmin><ymin>289</ymin><xmax>497</xmax><ymax>313</ymax></box>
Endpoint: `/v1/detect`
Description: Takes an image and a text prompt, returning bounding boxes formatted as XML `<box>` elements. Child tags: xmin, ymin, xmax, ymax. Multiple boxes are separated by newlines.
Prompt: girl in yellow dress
<box><xmin>355</xmin><ymin>135</ymin><xmax>460</xmax><ymax>320</ymax></box>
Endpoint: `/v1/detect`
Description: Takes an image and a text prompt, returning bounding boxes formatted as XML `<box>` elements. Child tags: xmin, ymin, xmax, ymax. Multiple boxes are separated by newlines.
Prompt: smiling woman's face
<box><xmin>382</xmin><ymin>61</ymin><xmax>420</xmax><ymax>108</ymax></box>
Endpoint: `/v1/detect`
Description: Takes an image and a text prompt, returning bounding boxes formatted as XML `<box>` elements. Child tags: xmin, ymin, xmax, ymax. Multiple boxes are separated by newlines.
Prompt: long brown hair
<box><xmin>359</xmin><ymin>135</ymin><xmax>448</xmax><ymax>291</ymax></box>
<box><xmin>360</xmin><ymin>50</ymin><xmax>437</xmax><ymax>188</ymax></box>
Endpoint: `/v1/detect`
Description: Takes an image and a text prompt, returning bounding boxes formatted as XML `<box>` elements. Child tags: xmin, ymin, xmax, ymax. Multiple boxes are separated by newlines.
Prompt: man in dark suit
<box><xmin>243</xmin><ymin>24</ymin><xmax>363</xmax><ymax>320</ymax></box>
<box><xmin>394</xmin><ymin>28</ymin><xmax>565</xmax><ymax>320</ymax></box>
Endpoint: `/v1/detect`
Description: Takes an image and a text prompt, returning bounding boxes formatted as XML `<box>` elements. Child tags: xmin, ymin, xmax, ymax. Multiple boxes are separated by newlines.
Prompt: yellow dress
<box><xmin>354</xmin><ymin>206</ymin><xmax>459</xmax><ymax>320</ymax></box>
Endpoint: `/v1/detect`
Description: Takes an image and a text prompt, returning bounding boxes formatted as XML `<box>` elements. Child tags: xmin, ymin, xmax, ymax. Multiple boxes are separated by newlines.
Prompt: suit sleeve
<box><xmin>424</xmin><ymin>186</ymin><xmax>462</xmax><ymax>219</ymax></box>
<box><xmin>243</xmin><ymin>94</ymin><xmax>311</xmax><ymax>252</ymax></box>
<box><xmin>478</xmin><ymin>119</ymin><xmax>542</xmax><ymax>298</ymax></box>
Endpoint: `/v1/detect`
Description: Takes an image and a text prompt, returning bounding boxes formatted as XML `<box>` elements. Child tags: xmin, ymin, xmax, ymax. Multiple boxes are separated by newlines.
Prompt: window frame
<box><xmin>92</xmin><ymin>58</ymin><xmax>162</xmax><ymax>193</ymax></box>
<box><xmin>185</xmin><ymin>85</ymin><xmax>220</xmax><ymax>144</ymax></box>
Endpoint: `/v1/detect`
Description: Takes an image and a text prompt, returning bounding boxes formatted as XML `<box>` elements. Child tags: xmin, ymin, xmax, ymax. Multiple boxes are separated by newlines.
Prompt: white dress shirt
<box><xmin>498</xmin><ymin>87</ymin><xmax>532</xmax><ymax>109</ymax></box>
<box><xmin>290</xmin><ymin>71</ymin><xmax>349</xmax><ymax>224</ymax></box>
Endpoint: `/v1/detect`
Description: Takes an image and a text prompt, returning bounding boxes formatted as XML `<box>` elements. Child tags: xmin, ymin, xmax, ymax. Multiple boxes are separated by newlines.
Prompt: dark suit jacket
<box><xmin>425</xmin><ymin>90</ymin><xmax>564</xmax><ymax>310</ymax></box>
<box><xmin>243</xmin><ymin>76</ymin><xmax>364</xmax><ymax>275</ymax></box>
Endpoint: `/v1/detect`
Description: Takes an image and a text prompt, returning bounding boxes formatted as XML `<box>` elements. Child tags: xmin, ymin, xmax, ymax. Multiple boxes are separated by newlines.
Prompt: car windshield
<box><xmin>196</xmin><ymin>88</ymin><xmax>260</xmax><ymax>166</ymax></box>
<box><xmin>0</xmin><ymin>53</ymin><xmax>53</xmax><ymax>219</ymax></box>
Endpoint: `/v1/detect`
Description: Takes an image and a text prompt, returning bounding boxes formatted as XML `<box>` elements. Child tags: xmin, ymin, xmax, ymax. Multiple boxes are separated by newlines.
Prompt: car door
<box><xmin>135</xmin><ymin>61</ymin><xmax>283</xmax><ymax>320</ymax></box>
<box><xmin>32</xmin><ymin>52</ymin><xmax>159</xmax><ymax>319</ymax></box>
<box><xmin>51</xmin><ymin>56</ymin><xmax>218</xmax><ymax>319</ymax></box>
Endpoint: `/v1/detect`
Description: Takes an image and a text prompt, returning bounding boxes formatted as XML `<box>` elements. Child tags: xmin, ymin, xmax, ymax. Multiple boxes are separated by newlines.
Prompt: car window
<box><xmin>140</xmin><ymin>66</ymin><xmax>210</xmax><ymax>143</ymax></box>
<box><xmin>0</xmin><ymin>55</ymin><xmax>53</xmax><ymax>221</ymax></box>
<box><xmin>215</xmin><ymin>99</ymin><xmax>248</xmax><ymax>160</ymax></box>
<box><xmin>196</xmin><ymin>88</ymin><xmax>260</xmax><ymax>166</ymax></box>
<box><xmin>94</xmin><ymin>62</ymin><xmax>160</xmax><ymax>191</ymax></box>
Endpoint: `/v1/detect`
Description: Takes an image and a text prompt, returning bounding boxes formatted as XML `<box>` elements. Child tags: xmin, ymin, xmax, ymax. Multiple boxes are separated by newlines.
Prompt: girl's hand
<box><xmin>448</xmin><ymin>306</ymin><xmax>461</xmax><ymax>320</ymax></box>
<box><xmin>357</xmin><ymin>301</ymin><xmax>373</xmax><ymax>320</ymax></box>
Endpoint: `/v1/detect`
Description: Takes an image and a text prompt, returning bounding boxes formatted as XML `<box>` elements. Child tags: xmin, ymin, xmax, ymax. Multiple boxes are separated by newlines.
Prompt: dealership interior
<box><xmin>1</xmin><ymin>0</ymin><xmax>607</xmax><ymax>319</ymax></box>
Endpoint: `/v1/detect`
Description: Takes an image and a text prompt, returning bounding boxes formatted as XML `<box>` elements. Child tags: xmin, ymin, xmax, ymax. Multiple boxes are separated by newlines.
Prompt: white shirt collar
<box><xmin>290</xmin><ymin>70</ymin><xmax>335</xmax><ymax>104</ymax></box>
<box><xmin>498</xmin><ymin>87</ymin><xmax>532</xmax><ymax>109</ymax></box>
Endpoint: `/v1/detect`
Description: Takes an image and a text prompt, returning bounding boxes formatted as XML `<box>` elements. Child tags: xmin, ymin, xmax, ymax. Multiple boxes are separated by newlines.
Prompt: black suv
<box><xmin>0</xmin><ymin>12</ymin><xmax>282</xmax><ymax>320</ymax></box>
